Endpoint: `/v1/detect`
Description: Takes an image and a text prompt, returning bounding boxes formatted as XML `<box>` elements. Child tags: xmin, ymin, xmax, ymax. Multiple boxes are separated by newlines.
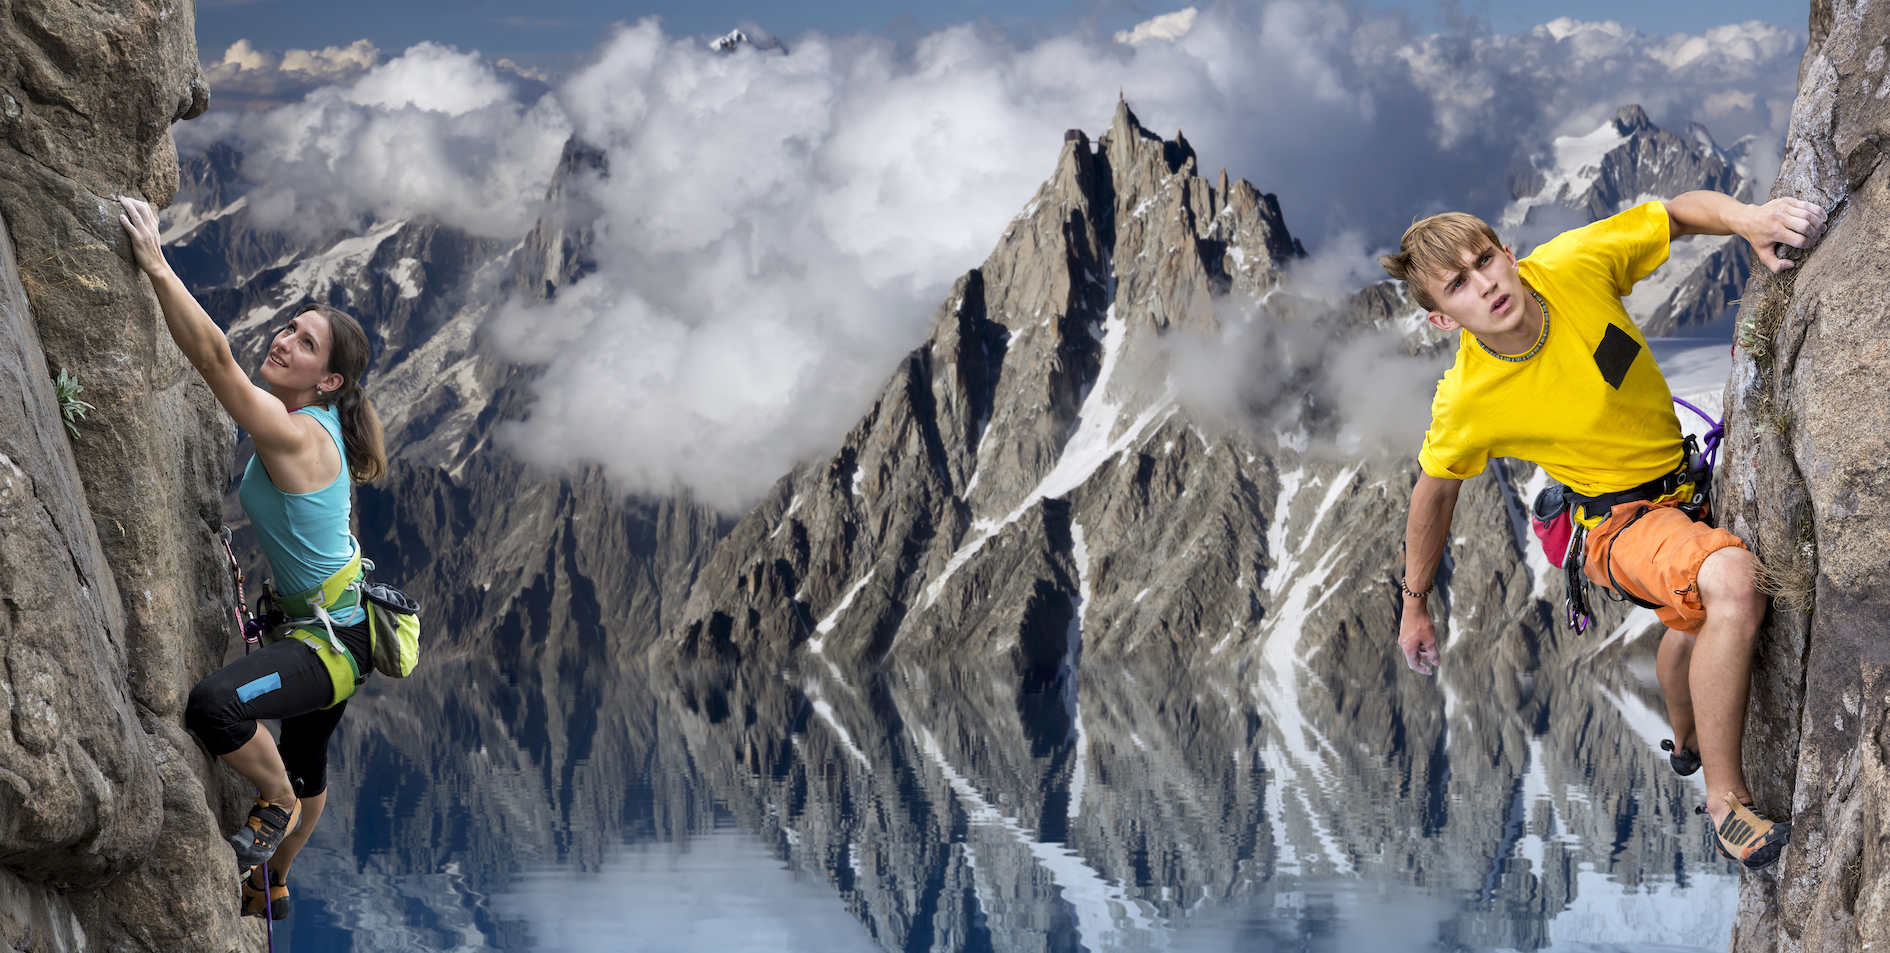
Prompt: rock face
<box><xmin>0</xmin><ymin>3</ymin><xmax>257</xmax><ymax>952</ymax></box>
<box><xmin>1507</xmin><ymin>104</ymin><xmax>1756</xmax><ymax>336</ymax></box>
<box><xmin>1720</xmin><ymin>1</ymin><xmax>1890</xmax><ymax>949</ymax></box>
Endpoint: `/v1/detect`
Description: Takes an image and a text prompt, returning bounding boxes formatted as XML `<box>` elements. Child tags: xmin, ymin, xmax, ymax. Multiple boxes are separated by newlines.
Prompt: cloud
<box><xmin>200</xmin><ymin>39</ymin><xmax>385</xmax><ymax>109</ymax></box>
<box><xmin>178</xmin><ymin>42</ymin><xmax>571</xmax><ymax>238</ymax></box>
<box><xmin>1166</xmin><ymin>288</ymin><xmax>1449</xmax><ymax>461</ymax></box>
<box><xmin>1116</xmin><ymin>7</ymin><xmax>1200</xmax><ymax>46</ymax></box>
<box><xmin>341</xmin><ymin>42</ymin><xmax>517</xmax><ymax>116</ymax></box>
<box><xmin>178</xmin><ymin>3</ymin><xmax>1803</xmax><ymax>507</ymax></box>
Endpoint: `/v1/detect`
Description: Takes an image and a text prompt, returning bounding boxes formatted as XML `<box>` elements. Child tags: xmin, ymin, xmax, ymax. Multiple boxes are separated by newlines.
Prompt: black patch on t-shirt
<box><xmin>1593</xmin><ymin>324</ymin><xmax>1641</xmax><ymax>389</ymax></box>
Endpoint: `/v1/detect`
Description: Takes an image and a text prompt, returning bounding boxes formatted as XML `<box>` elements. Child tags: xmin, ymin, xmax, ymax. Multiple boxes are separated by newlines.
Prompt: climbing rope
<box><xmin>216</xmin><ymin>528</ymin><xmax>278</xmax><ymax>947</ymax></box>
<box><xmin>1670</xmin><ymin>396</ymin><xmax>1723</xmax><ymax>479</ymax></box>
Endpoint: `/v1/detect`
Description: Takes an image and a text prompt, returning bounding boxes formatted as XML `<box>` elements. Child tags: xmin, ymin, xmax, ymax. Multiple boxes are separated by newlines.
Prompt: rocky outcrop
<box><xmin>0</xmin><ymin>3</ymin><xmax>257</xmax><ymax>951</ymax></box>
<box><xmin>1720</xmin><ymin>1</ymin><xmax>1890</xmax><ymax>949</ymax></box>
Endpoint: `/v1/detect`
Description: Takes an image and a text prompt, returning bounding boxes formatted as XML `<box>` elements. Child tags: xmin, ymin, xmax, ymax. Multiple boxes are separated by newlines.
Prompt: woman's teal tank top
<box><xmin>238</xmin><ymin>403</ymin><xmax>361</xmax><ymax>622</ymax></box>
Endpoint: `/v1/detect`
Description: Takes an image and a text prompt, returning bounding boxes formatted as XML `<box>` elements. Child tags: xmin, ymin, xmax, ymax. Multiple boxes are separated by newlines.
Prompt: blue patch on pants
<box><xmin>236</xmin><ymin>672</ymin><xmax>283</xmax><ymax>703</ymax></box>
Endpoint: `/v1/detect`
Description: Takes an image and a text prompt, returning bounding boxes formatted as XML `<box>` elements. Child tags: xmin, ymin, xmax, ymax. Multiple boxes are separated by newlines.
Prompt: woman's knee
<box><xmin>184</xmin><ymin>676</ymin><xmax>252</xmax><ymax>756</ymax></box>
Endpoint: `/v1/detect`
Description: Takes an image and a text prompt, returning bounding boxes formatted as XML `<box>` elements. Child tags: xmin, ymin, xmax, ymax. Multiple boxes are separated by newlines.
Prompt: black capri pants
<box><xmin>185</xmin><ymin>616</ymin><xmax>370</xmax><ymax>799</ymax></box>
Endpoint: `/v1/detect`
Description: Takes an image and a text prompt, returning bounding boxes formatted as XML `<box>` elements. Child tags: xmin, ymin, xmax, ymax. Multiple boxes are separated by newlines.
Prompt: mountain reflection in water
<box><xmin>274</xmin><ymin>639</ymin><xmax>1738</xmax><ymax>952</ymax></box>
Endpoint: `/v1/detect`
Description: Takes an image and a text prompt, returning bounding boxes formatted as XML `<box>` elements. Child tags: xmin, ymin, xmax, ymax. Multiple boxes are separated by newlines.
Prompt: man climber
<box><xmin>1380</xmin><ymin>191</ymin><xmax>1825</xmax><ymax>870</ymax></box>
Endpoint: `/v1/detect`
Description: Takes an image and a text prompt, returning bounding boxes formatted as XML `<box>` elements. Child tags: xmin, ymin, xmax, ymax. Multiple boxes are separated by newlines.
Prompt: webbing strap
<box><xmin>273</xmin><ymin>543</ymin><xmax>363</xmax><ymax>655</ymax></box>
<box><xmin>1602</xmin><ymin>504</ymin><xmax>1666</xmax><ymax>611</ymax></box>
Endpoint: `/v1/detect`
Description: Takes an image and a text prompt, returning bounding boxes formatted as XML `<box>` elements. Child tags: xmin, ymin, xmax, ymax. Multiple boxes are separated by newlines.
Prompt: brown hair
<box><xmin>298</xmin><ymin>303</ymin><xmax>387</xmax><ymax>484</ymax></box>
<box><xmin>1376</xmin><ymin>212</ymin><xmax>1504</xmax><ymax>311</ymax></box>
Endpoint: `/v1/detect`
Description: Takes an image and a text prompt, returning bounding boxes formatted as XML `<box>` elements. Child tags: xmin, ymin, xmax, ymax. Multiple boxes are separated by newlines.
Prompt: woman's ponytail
<box><xmin>333</xmin><ymin>379</ymin><xmax>386</xmax><ymax>484</ymax></box>
<box><xmin>298</xmin><ymin>303</ymin><xmax>387</xmax><ymax>484</ymax></box>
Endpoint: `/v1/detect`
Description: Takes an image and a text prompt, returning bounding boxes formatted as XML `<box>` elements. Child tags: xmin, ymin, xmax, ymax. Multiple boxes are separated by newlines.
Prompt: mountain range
<box><xmin>149</xmin><ymin>98</ymin><xmax>1759</xmax><ymax>950</ymax></box>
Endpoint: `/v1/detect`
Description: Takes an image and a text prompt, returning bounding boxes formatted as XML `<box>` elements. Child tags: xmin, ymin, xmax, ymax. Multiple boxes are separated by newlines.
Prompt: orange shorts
<box><xmin>1581</xmin><ymin>501</ymin><xmax>1746</xmax><ymax>634</ymax></box>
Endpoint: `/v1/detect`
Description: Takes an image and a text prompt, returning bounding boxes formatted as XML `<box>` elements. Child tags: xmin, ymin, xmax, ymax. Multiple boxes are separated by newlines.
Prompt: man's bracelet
<box><xmin>1400</xmin><ymin>578</ymin><xmax>1433</xmax><ymax>600</ymax></box>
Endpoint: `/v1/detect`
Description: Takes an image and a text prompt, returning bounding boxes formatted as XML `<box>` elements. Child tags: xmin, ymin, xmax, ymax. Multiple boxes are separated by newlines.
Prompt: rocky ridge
<box><xmin>1718</xmin><ymin>0</ymin><xmax>1890</xmax><ymax>948</ymax></box>
<box><xmin>0</xmin><ymin>3</ymin><xmax>258</xmax><ymax>951</ymax></box>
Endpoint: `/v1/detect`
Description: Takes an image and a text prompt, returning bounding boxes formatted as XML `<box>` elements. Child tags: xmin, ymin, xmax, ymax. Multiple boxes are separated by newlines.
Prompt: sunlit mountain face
<box><xmin>166</xmin><ymin>9</ymin><xmax>1790</xmax><ymax>950</ymax></box>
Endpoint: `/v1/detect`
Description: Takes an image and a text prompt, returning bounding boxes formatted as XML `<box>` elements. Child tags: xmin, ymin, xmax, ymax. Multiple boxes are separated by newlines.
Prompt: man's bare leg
<box><xmin>1657</xmin><ymin>627</ymin><xmax>1698</xmax><ymax>756</ymax></box>
<box><xmin>1690</xmin><ymin>546</ymin><xmax>1767</xmax><ymax>828</ymax></box>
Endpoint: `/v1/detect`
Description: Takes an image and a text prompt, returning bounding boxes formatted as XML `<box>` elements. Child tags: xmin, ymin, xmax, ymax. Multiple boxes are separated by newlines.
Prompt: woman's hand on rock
<box><xmin>117</xmin><ymin>196</ymin><xmax>172</xmax><ymax>279</ymax></box>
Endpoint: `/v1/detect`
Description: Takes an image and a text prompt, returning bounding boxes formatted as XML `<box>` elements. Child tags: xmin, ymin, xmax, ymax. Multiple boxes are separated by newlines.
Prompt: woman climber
<box><xmin>120</xmin><ymin>196</ymin><xmax>387</xmax><ymax>920</ymax></box>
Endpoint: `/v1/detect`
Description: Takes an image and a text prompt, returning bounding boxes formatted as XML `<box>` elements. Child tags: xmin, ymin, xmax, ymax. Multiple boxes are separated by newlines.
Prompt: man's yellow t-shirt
<box><xmin>1418</xmin><ymin>201</ymin><xmax>1684</xmax><ymax>500</ymax></box>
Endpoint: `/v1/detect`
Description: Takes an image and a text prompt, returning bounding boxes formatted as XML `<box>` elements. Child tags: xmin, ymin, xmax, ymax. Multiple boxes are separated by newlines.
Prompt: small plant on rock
<box><xmin>52</xmin><ymin>368</ymin><xmax>93</xmax><ymax>438</ymax></box>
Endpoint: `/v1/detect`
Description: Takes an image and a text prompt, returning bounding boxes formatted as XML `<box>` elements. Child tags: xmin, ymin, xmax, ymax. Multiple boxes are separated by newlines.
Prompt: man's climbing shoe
<box><xmin>241</xmin><ymin>869</ymin><xmax>291</xmax><ymax>920</ymax></box>
<box><xmin>1661</xmin><ymin>739</ymin><xmax>1701</xmax><ymax>777</ymax></box>
<box><xmin>1698</xmin><ymin>793</ymin><xmax>1790</xmax><ymax>869</ymax></box>
<box><xmin>228</xmin><ymin>797</ymin><xmax>301</xmax><ymax>869</ymax></box>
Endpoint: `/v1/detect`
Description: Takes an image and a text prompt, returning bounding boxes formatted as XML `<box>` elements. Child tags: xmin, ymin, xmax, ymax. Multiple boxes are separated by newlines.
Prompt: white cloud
<box><xmin>181</xmin><ymin>4</ymin><xmax>1804</xmax><ymax>508</ymax></box>
<box><xmin>200</xmin><ymin>39</ymin><xmax>385</xmax><ymax>108</ymax></box>
<box><xmin>281</xmin><ymin>39</ymin><xmax>382</xmax><ymax>76</ymax></box>
<box><xmin>180</xmin><ymin>42</ymin><xmax>570</xmax><ymax>238</ymax></box>
<box><xmin>1116</xmin><ymin>8</ymin><xmax>1200</xmax><ymax>46</ymax></box>
<box><xmin>341</xmin><ymin>42</ymin><xmax>516</xmax><ymax>116</ymax></box>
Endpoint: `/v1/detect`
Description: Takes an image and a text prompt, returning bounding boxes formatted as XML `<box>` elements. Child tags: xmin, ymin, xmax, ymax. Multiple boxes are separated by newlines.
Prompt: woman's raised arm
<box><xmin>119</xmin><ymin>197</ymin><xmax>314</xmax><ymax>458</ymax></box>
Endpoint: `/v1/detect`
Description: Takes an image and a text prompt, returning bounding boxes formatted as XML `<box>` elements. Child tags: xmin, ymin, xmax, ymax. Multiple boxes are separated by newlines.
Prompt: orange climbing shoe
<box><xmin>1698</xmin><ymin>792</ymin><xmax>1790</xmax><ymax>869</ymax></box>
<box><xmin>228</xmin><ymin>797</ymin><xmax>301</xmax><ymax>869</ymax></box>
<box><xmin>241</xmin><ymin>869</ymin><xmax>291</xmax><ymax>920</ymax></box>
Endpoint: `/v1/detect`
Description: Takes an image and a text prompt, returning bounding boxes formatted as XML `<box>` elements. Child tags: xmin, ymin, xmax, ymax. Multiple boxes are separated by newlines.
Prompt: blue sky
<box><xmin>196</xmin><ymin>0</ymin><xmax>1801</xmax><ymax>62</ymax></box>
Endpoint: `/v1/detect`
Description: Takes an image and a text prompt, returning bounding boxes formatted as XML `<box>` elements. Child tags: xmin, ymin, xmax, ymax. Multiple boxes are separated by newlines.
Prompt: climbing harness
<box><xmin>1531</xmin><ymin>398</ymin><xmax>1724</xmax><ymax>632</ymax></box>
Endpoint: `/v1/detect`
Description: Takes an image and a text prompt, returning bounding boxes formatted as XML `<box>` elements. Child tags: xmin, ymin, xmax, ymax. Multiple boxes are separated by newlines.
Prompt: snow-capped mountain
<box><xmin>1506</xmin><ymin>104</ymin><xmax>1754</xmax><ymax>336</ymax></box>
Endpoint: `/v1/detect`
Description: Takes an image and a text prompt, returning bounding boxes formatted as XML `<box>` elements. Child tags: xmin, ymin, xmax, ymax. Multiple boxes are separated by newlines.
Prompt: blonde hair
<box><xmin>1376</xmin><ymin>212</ymin><xmax>1504</xmax><ymax>311</ymax></box>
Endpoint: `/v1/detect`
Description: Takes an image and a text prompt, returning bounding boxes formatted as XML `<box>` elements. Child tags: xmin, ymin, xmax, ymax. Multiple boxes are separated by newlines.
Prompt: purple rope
<box><xmin>221</xmin><ymin>532</ymin><xmax>278</xmax><ymax>948</ymax></box>
<box><xmin>1671</xmin><ymin>396</ymin><xmax>1723</xmax><ymax>473</ymax></box>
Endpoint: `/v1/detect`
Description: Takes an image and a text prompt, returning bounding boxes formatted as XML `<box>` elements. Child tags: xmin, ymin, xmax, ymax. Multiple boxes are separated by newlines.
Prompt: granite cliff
<box><xmin>1720</xmin><ymin>0</ymin><xmax>1890</xmax><ymax>948</ymax></box>
<box><xmin>0</xmin><ymin>2</ymin><xmax>260</xmax><ymax>950</ymax></box>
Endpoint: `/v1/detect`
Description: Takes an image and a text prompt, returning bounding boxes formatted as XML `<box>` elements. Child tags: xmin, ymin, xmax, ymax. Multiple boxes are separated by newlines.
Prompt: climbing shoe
<box><xmin>1698</xmin><ymin>793</ymin><xmax>1790</xmax><ymax>869</ymax></box>
<box><xmin>228</xmin><ymin>797</ymin><xmax>301</xmax><ymax>869</ymax></box>
<box><xmin>1661</xmin><ymin>739</ymin><xmax>1701</xmax><ymax>777</ymax></box>
<box><xmin>241</xmin><ymin>869</ymin><xmax>290</xmax><ymax>920</ymax></box>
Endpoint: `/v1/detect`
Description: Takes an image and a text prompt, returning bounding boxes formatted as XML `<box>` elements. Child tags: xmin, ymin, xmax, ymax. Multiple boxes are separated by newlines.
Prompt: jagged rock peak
<box><xmin>1611</xmin><ymin>103</ymin><xmax>1656</xmax><ymax>136</ymax></box>
<box><xmin>660</xmin><ymin>102</ymin><xmax>1342</xmax><ymax>673</ymax></box>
